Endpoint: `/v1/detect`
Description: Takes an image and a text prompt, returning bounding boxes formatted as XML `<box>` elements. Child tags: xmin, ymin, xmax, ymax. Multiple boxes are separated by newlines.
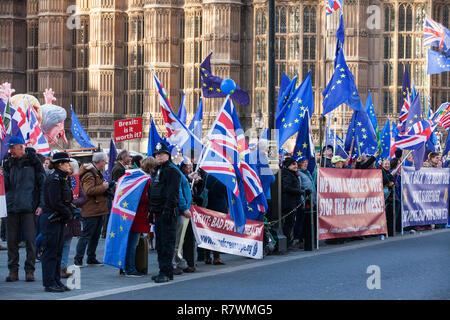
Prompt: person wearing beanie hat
<box><xmin>281</xmin><ymin>157</ymin><xmax>303</xmax><ymax>248</ymax></box>
<box><xmin>40</xmin><ymin>152</ymin><xmax>74</xmax><ymax>292</ymax></box>
<box><xmin>149</xmin><ymin>141</ymin><xmax>182</xmax><ymax>283</ymax></box>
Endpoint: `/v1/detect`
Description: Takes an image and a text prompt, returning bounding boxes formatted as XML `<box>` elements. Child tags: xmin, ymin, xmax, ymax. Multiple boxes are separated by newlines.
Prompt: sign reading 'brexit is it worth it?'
<box><xmin>317</xmin><ymin>168</ymin><xmax>387</xmax><ymax>240</ymax></box>
<box><xmin>114</xmin><ymin>117</ymin><xmax>143</xmax><ymax>142</ymax></box>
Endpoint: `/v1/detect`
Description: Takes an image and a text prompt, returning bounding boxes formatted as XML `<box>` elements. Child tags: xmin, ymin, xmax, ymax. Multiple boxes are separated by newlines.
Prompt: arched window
<box><xmin>303</xmin><ymin>7</ymin><xmax>310</xmax><ymax>33</ymax></box>
<box><xmin>280</xmin><ymin>8</ymin><xmax>286</xmax><ymax>33</ymax></box>
<box><xmin>384</xmin><ymin>5</ymin><xmax>395</xmax><ymax>32</ymax></box>
<box><xmin>399</xmin><ymin>5</ymin><xmax>405</xmax><ymax>31</ymax></box>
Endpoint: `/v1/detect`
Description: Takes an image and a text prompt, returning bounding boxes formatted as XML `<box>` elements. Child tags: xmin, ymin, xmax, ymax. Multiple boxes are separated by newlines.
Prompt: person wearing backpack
<box><xmin>73</xmin><ymin>152</ymin><xmax>109</xmax><ymax>267</ymax></box>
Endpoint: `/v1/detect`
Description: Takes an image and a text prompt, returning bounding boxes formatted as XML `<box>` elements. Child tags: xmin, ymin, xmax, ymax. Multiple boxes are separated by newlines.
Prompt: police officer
<box><xmin>41</xmin><ymin>152</ymin><xmax>73</xmax><ymax>292</ymax></box>
<box><xmin>148</xmin><ymin>142</ymin><xmax>181</xmax><ymax>283</ymax></box>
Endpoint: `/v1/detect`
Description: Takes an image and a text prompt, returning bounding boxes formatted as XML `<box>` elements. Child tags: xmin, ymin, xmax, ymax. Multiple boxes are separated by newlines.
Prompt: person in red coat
<box><xmin>122</xmin><ymin>157</ymin><xmax>157</xmax><ymax>277</ymax></box>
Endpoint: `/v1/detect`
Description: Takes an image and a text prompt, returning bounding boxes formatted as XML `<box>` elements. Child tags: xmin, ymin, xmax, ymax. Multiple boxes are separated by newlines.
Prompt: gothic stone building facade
<box><xmin>0</xmin><ymin>0</ymin><xmax>449</xmax><ymax>152</ymax></box>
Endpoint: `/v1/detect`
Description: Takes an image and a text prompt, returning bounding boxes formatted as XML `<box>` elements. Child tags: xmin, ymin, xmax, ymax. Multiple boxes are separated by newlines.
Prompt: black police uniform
<box><xmin>149</xmin><ymin>155</ymin><xmax>181</xmax><ymax>281</ymax></box>
<box><xmin>41</xmin><ymin>166</ymin><xmax>73</xmax><ymax>292</ymax></box>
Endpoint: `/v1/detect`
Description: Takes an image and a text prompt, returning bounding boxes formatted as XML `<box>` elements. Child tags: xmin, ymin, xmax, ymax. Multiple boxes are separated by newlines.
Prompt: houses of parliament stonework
<box><xmin>0</xmin><ymin>0</ymin><xmax>449</xmax><ymax>151</ymax></box>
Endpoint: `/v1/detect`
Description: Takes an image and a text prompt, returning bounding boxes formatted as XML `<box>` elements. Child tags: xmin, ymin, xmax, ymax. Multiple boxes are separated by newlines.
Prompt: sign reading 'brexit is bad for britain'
<box><xmin>114</xmin><ymin>117</ymin><xmax>143</xmax><ymax>142</ymax></box>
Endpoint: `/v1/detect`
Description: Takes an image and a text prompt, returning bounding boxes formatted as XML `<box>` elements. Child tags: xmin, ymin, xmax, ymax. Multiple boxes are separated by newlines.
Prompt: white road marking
<box><xmin>60</xmin><ymin>229</ymin><xmax>449</xmax><ymax>300</ymax></box>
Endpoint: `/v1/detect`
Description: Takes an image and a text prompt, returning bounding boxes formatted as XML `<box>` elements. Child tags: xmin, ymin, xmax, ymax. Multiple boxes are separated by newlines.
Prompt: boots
<box><xmin>60</xmin><ymin>268</ymin><xmax>71</xmax><ymax>278</ymax></box>
<box><xmin>6</xmin><ymin>270</ymin><xmax>18</xmax><ymax>282</ymax></box>
<box><xmin>25</xmin><ymin>271</ymin><xmax>35</xmax><ymax>282</ymax></box>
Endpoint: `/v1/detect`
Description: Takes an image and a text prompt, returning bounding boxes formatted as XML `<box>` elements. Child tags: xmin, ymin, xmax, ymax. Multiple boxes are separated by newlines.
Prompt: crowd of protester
<box><xmin>278</xmin><ymin>145</ymin><xmax>449</xmax><ymax>249</ymax></box>
<box><xmin>0</xmin><ymin>138</ymin><xmax>231</xmax><ymax>292</ymax></box>
<box><xmin>1</xmin><ymin>135</ymin><xmax>448</xmax><ymax>292</ymax></box>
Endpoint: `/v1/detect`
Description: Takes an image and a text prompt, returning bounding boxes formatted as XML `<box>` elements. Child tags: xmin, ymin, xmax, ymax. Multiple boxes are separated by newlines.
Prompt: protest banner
<box><xmin>190</xmin><ymin>205</ymin><xmax>264</xmax><ymax>259</ymax></box>
<box><xmin>317</xmin><ymin>168</ymin><xmax>387</xmax><ymax>240</ymax></box>
<box><xmin>114</xmin><ymin>117</ymin><xmax>143</xmax><ymax>142</ymax></box>
<box><xmin>401</xmin><ymin>167</ymin><xmax>449</xmax><ymax>228</ymax></box>
<box><xmin>0</xmin><ymin>174</ymin><xmax>6</xmax><ymax>218</ymax></box>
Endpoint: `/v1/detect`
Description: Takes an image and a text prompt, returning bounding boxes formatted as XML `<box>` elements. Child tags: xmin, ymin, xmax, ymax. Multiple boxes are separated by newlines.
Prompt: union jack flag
<box><xmin>26</xmin><ymin>106</ymin><xmax>51</xmax><ymax>156</ymax></box>
<box><xmin>104</xmin><ymin>169</ymin><xmax>150</xmax><ymax>269</ymax></box>
<box><xmin>424</xmin><ymin>16</ymin><xmax>450</xmax><ymax>51</ymax></box>
<box><xmin>325</xmin><ymin>0</ymin><xmax>343</xmax><ymax>15</ymax></box>
<box><xmin>0</xmin><ymin>115</ymin><xmax>6</xmax><ymax>140</ymax></box>
<box><xmin>432</xmin><ymin>102</ymin><xmax>450</xmax><ymax>128</ymax></box>
<box><xmin>151</xmin><ymin>69</ymin><xmax>202</xmax><ymax>149</ymax></box>
<box><xmin>398</xmin><ymin>89</ymin><xmax>411</xmax><ymax>132</ymax></box>
<box><xmin>392</xmin><ymin>120</ymin><xmax>438</xmax><ymax>151</ymax></box>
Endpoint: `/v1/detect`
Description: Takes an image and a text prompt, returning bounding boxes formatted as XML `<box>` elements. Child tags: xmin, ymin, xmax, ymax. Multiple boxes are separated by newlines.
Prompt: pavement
<box><xmin>0</xmin><ymin>228</ymin><xmax>449</xmax><ymax>300</ymax></box>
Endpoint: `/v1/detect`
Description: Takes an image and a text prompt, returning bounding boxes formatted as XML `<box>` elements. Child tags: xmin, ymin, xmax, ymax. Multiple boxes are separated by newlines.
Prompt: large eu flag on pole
<box><xmin>200</xmin><ymin>52</ymin><xmax>250</xmax><ymax>106</ymax></box>
<box><xmin>276</xmin><ymin>72</ymin><xmax>314</xmax><ymax>149</ymax></box>
<box><xmin>103</xmin><ymin>170</ymin><xmax>150</xmax><ymax>269</ymax></box>
<box><xmin>322</xmin><ymin>49</ymin><xmax>363</xmax><ymax>116</ymax></box>
<box><xmin>105</xmin><ymin>139</ymin><xmax>118</xmax><ymax>184</ymax></box>
<box><xmin>427</xmin><ymin>49</ymin><xmax>450</xmax><ymax>75</ymax></box>
<box><xmin>71</xmin><ymin>108</ymin><xmax>96</xmax><ymax>149</ymax></box>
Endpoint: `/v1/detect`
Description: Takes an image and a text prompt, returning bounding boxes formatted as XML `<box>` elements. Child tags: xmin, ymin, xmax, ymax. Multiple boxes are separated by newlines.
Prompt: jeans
<box><xmin>74</xmin><ymin>216</ymin><xmax>104</xmax><ymax>264</ymax></box>
<box><xmin>124</xmin><ymin>231</ymin><xmax>141</xmax><ymax>274</ymax></box>
<box><xmin>61</xmin><ymin>237</ymin><xmax>72</xmax><ymax>269</ymax></box>
<box><xmin>293</xmin><ymin>208</ymin><xmax>305</xmax><ymax>241</ymax></box>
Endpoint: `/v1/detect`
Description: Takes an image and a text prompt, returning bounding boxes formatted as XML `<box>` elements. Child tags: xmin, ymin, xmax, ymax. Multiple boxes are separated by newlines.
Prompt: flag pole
<box><xmin>333</xmin><ymin>111</ymin><xmax>337</xmax><ymax>156</ymax></box>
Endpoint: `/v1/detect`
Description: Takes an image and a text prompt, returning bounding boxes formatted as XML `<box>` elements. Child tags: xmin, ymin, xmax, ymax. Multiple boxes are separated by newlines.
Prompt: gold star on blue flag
<box><xmin>427</xmin><ymin>49</ymin><xmax>450</xmax><ymax>75</ymax></box>
<box><xmin>322</xmin><ymin>49</ymin><xmax>363</xmax><ymax>116</ymax></box>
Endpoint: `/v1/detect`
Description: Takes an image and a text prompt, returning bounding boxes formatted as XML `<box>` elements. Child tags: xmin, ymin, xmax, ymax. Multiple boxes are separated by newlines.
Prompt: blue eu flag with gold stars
<box><xmin>322</xmin><ymin>49</ymin><xmax>363</xmax><ymax>116</ymax></box>
<box><xmin>200</xmin><ymin>52</ymin><xmax>250</xmax><ymax>105</ymax></box>
<box><xmin>344</xmin><ymin>110</ymin><xmax>378</xmax><ymax>156</ymax></box>
<box><xmin>377</xmin><ymin>119</ymin><xmax>391</xmax><ymax>163</ymax></box>
<box><xmin>103</xmin><ymin>170</ymin><xmax>150</xmax><ymax>269</ymax></box>
<box><xmin>276</xmin><ymin>72</ymin><xmax>314</xmax><ymax>149</ymax></box>
<box><xmin>427</xmin><ymin>49</ymin><xmax>450</xmax><ymax>74</ymax></box>
<box><xmin>71</xmin><ymin>108</ymin><xmax>96</xmax><ymax>149</ymax></box>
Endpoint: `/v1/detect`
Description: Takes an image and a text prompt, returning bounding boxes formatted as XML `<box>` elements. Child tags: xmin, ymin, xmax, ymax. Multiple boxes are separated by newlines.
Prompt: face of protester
<box><xmin>299</xmin><ymin>160</ymin><xmax>308</xmax><ymax>170</ymax></box>
<box><xmin>181</xmin><ymin>164</ymin><xmax>193</xmax><ymax>175</ymax></box>
<box><xmin>335</xmin><ymin>161</ymin><xmax>345</xmax><ymax>169</ymax></box>
<box><xmin>407</xmin><ymin>154</ymin><xmax>414</xmax><ymax>162</ymax></box>
<box><xmin>288</xmin><ymin>161</ymin><xmax>298</xmax><ymax>172</ymax></box>
<box><xmin>57</xmin><ymin>161</ymin><xmax>72</xmax><ymax>174</ymax></box>
<box><xmin>326</xmin><ymin>148</ymin><xmax>333</xmax><ymax>158</ymax></box>
<box><xmin>430</xmin><ymin>155</ymin><xmax>441</xmax><ymax>166</ymax></box>
<box><xmin>95</xmin><ymin>159</ymin><xmax>107</xmax><ymax>172</ymax></box>
<box><xmin>122</xmin><ymin>152</ymin><xmax>132</xmax><ymax>166</ymax></box>
<box><xmin>43</xmin><ymin>159</ymin><xmax>51</xmax><ymax>170</ymax></box>
<box><xmin>382</xmin><ymin>160</ymin><xmax>390</xmax><ymax>171</ymax></box>
<box><xmin>9</xmin><ymin>144</ymin><xmax>26</xmax><ymax>159</ymax></box>
<box><xmin>155</xmin><ymin>152</ymin><xmax>170</xmax><ymax>165</ymax></box>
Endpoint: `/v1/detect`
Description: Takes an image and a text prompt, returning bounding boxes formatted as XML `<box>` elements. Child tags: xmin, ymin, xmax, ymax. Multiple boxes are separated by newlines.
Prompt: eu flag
<box><xmin>365</xmin><ymin>92</ymin><xmax>380</xmax><ymax>149</ymax></box>
<box><xmin>103</xmin><ymin>169</ymin><xmax>150</xmax><ymax>269</ymax></box>
<box><xmin>377</xmin><ymin>119</ymin><xmax>391</xmax><ymax>162</ymax></box>
<box><xmin>276</xmin><ymin>72</ymin><xmax>314</xmax><ymax>149</ymax></box>
<box><xmin>71</xmin><ymin>108</ymin><xmax>96</xmax><ymax>149</ymax></box>
<box><xmin>181</xmin><ymin>98</ymin><xmax>203</xmax><ymax>161</ymax></box>
<box><xmin>322</xmin><ymin>49</ymin><xmax>363</xmax><ymax>116</ymax></box>
<box><xmin>325</xmin><ymin>128</ymin><xmax>348</xmax><ymax>159</ymax></box>
<box><xmin>344</xmin><ymin>110</ymin><xmax>378</xmax><ymax>156</ymax></box>
<box><xmin>427</xmin><ymin>49</ymin><xmax>450</xmax><ymax>75</ymax></box>
<box><xmin>147</xmin><ymin>115</ymin><xmax>165</xmax><ymax>157</ymax></box>
<box><xmin>292</xmin><ymin>108</ymin><xmax>315</xmax><ymax>161</ymax></box>
<box><xmin>200</xmin><ymin>52</ymin><xmax>250</xmax><ymax>106</ymax></box>
<box><xmin>276</xmin><ymin>75</ymin><xmax>297</xmax><ymax>119</ymax></box>
<box><xmin>105</xmin><ymin>139</ymin><xmax>118</xmax><ymax>183</ymax></box>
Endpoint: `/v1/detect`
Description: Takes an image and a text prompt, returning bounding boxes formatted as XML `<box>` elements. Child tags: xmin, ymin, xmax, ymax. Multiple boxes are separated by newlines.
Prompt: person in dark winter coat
<box><xmin>148</xmin><ymin>142</ymin><xmax>181</xmax><ymax>283</ymax></box>
<box><xmin>60</xmin><ymin>159</ymin><xmax>87</xmax><ymax>279</ymax></box>
<box><xmin>40</xmin><ymin>152</ymin><xmax>73</xmax><ymax>292</ymax></box>
<box><xmin>204</xmin><ymin>174</ymin><xmax>228</xmax><ymax>265</ymax></box>
<box><xmin>281</xmin><ymin>157</ymin><xmax>303</xmax><ymax>247</ymax></box>
<box><xmin>1</xmin><ymin>137</ymin><xmax>45</xmax><ymax>283</ymax></box>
